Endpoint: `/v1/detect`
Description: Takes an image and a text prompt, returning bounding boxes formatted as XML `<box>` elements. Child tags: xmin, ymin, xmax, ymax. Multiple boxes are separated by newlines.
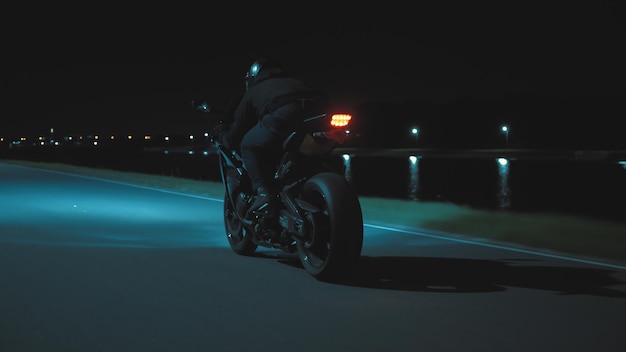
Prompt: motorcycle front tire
<box><xmin>223</xmin><ymin>192</ymin><xmax>258</xmax><ymax>255</ymax></box>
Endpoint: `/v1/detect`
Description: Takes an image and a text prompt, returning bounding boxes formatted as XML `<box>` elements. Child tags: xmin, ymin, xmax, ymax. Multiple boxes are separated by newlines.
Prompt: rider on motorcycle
<box><xmin>212</xmin><ymin>57</ymin><xmax>328</xmax><ymax>213</ymax></box>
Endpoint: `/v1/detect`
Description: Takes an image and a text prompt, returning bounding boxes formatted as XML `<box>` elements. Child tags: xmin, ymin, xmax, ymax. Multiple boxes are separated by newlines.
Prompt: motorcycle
<box><xmin>193</xmin><ymin>99</ymin><xmax>363</xmax><ymax>281</ymax></box>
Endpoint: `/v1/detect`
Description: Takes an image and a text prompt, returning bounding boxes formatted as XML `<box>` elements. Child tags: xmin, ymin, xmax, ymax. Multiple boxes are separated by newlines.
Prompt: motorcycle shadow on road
<box><xmin>273</xmin><ymin>254</ymin><xmax>626</xmax><ymax>297</ymax></box>
<box><xmin>344</xmin><ymin>256</ymin><xmax>626</xmax><ymax>297</ymax></box>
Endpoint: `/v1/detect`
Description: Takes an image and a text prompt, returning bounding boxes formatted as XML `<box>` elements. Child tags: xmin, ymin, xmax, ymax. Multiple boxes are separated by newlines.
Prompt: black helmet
<box><xmin>244</xmin><ymin>57</ymin><xmax>281</xmax><ymax>89</ymax></box>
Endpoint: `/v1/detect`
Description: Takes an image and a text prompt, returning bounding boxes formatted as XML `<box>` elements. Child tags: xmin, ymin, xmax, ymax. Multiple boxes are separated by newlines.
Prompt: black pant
<box><xmin>240</xmin><ymin>101</ymin><xmax>302</xmax><ymax>191</ymax></box>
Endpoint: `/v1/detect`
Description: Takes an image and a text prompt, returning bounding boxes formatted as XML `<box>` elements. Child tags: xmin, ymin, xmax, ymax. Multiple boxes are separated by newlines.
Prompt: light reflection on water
<box><xmin>343</xmin><ymin>153</ymin><xmax>352</xmax><ymax>182</ymax></box>
<box><xmin>497</xmin><ymin>157</ymin><xmax>511</xmax><ymax>208</ymax></box>
<box><xmin>408</xmin><ymin>155</ymin><xmax>420</xmax><ymax>201</ymax></box>
<box><xmin>340</xmin><ymin>155</ymin><xmax>626</xmax><ymax>216</ymax></box>
<box><xmin>345</xmin><ymin>154</ymin><xmax>511</xmax><ymax>208</ymax></box>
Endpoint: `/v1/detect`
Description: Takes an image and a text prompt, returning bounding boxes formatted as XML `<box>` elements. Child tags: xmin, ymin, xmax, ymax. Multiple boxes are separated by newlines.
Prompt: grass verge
<box><xmin>3</xmin><ymin>159</ymin><xmax>625</xmax><ymax>265</ymax></box>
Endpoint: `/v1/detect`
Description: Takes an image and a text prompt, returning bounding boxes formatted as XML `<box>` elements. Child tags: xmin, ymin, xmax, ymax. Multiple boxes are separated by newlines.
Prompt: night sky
<box><xmin>3</xmin><ymin>2</ymin><xmax>625</xmax><ymax>145</ymax></box>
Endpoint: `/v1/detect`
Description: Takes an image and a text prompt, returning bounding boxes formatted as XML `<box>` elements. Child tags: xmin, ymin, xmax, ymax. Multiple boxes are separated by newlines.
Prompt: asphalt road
<box><xmin>1</xmin><ymin>162</ymin><xmax>625</xmax><ymax>352</ymax></box>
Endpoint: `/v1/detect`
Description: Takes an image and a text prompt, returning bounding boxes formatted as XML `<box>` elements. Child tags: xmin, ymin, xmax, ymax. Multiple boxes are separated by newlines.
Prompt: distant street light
<box><xmin>411</xmin><ymin>127</ymin><xmax>419</xmax><ymax>147</ymax></box>
<box><xmin>501</xmin><ymin>125</ymin><xmax>509</xmax><ymax>147</ymax></box>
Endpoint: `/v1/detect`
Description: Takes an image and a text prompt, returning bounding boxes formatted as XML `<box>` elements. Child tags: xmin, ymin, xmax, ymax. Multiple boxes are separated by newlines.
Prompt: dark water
<box><xmin>345</xmin><ymin>155</ymin><xmax>626</xmax><ymax>222</ymax></box>
<box><xmin>3</xmin><ymin>147</ymin><xmax>625</xmax><ymax>223</ymax></box>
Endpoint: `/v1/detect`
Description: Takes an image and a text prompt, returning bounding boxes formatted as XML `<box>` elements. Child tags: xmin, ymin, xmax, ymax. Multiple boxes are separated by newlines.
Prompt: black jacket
<box><xmin>221</xmin><ymin>67</ymin><xmax>325</xmax><ymax>149</ymax></box>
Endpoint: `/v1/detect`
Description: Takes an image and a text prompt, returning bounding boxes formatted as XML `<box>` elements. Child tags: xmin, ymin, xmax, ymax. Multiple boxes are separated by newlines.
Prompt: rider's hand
<box><xmin>211</xmin><ymin>123</ymin><xmax>229</xmax><ymax>142</ymax></box>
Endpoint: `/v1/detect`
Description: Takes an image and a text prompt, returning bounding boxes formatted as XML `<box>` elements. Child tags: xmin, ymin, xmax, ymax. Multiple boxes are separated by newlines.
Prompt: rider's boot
<box><xmin>247</xmin><ymin>185</ymin><xmax>271</xmax><ymax>216</ymax></box>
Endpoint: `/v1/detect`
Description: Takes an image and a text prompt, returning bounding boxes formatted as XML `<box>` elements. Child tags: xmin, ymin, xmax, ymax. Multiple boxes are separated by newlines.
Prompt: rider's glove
<box><xmin>211</xmin><ymin>123</ymin><xmax>229</xmax><ymax>143</ymax></box>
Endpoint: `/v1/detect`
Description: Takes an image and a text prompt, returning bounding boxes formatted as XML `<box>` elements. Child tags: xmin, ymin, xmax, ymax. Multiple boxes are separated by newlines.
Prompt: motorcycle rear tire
<box><xmin>296</xmin><ymin>172</ymin><xmax>363</xmax><ymax>281</ymax></box>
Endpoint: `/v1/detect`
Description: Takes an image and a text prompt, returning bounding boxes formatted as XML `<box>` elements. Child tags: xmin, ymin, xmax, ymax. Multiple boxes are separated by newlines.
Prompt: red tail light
<box><xmin>330</xmin><ymin>114</ymin><xmax>351</xmax><ymax>127</ymax></box>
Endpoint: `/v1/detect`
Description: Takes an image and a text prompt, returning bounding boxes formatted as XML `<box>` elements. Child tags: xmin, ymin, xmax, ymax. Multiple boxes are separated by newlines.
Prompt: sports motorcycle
<box><xmin>193</xmin><ymin>99</ymin><xmax>364</xmax><ymax>281</ymax></box>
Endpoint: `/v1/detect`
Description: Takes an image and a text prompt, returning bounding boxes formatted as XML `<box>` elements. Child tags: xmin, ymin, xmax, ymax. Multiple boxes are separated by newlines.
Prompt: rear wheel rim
<box><xmin>299</xmin><ymin>191</ymin><xmax>331</xmax><ymax>271</ymax></box>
